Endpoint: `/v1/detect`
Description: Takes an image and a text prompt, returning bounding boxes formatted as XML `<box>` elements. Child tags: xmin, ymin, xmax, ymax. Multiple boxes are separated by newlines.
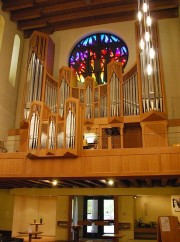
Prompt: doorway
<box><xmin>83</xmin><ymin>196</ymin><xmax>114</xmax><ymax>239</ymax></box>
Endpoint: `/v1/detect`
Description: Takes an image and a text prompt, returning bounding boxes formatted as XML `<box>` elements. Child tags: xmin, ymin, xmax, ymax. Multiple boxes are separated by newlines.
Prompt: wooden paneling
<box><xmin>141</xmin><ymin>121</ymin><xmax>168</xmax><ymax>147</ymax></box>
<box><xmin>161</xmin><ymin>154</ymin><xmax>180</xmax><ymax>172</ymax></box>
<box><xmin>123</xmin><ymin>124</ymin><xmax>142</xmax><ymax>148</ymax></box>
<box><xmin>168</xmin><ymin>119</ymin><xmax>180</xmax><ymax>127</ymax></box>
<box><xmin>0</xmin><ymin>154</ymin><xmax>25</xmax><ymax>175</ymax></box>
<box><xmin>121</xmin><ymin>154</ymin><xmax>160</xmax><ymax>173</ymax></box>
<box><xmin>82</xmin><ymin>155</ymin><xmax>121</xmax><ymax>176</ymax></box>
<box><xmin>0</xmin><ymin>147</ymin><xmax>179</xmax><ymax>178</ymax></box>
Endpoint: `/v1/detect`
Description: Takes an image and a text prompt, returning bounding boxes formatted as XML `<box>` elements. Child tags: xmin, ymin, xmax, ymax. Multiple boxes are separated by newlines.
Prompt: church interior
<box><xmin>0</xmin><ymin>1</ymin><xmax>180</xmax><ymax>242</ymax></box>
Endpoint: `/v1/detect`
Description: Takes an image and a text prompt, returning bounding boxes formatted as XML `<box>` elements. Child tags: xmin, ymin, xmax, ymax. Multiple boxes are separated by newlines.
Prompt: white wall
<box><xmin>118</xmin><ymin>196</ymin><xmax>134</xmax><ymax>242</ymax></box>
<box><xmin>56</xmin><ymin>196</ymin><xmax>69</xmax><ymax>240</ymax></box>
<box><xmin>12</xmin><ymin>195</ymin><xmax>56</xmax><ymax>237</ymax></box>
<box><xmin>134</xmin><ymin>195</ymin><xmax>172</xmax><ymax>224</ymax></box>
<box><xmin>158</xmin><ymin>18</ymin><xmax>180</xmax><ymax>119</ymax></box>
<box><xmin>0</xmin><ymin>190</ymin><xmax>14</xmax><ymax>230</ymax></box>
<box><xmin>0</xmin><ymin>3</ymin><xmax>24</xmax><ymax>140</ymax></box>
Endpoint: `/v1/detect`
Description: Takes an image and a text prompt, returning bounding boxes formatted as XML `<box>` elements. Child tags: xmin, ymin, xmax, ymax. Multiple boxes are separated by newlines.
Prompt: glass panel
<box><xmin>87</xmin><ymin>199</ymin><xmax>98</xmax><ymax>233</ymax></box>
<box><xmin>69</xmin><ymin>33</ymin><xmax>128</xmax><ymax>84</ymax></box>
<box><xmin>103</xmin><ymin>199</ymin><xmax>114</xmax><ymax>233</ymax></box>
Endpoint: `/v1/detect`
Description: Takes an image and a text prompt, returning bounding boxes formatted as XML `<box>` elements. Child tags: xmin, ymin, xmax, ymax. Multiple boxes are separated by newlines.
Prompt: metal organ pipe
<box><xmin>48</xmin><ymin>118</ymin><xmax>56</xmax><ymax>150</ymax></box>
<box><xmin>29</xmin><ymin>109</ymin><xmax>40</xmax><ymax>150</ymax></box>
<box><xmin>123</xmin><ymin>72</ymin><xmax>139</xmax><ymax>116</ymax></box>
<box><xmin>59</xmin><ymin>78</ymin><xmax>70</xmax><ymax>118</ymax></box>
<box><xmin>110</xmin><ymin>72</ymin><xmax>120</xmax><ymax>117</ymax></box>
<box><xmin>45</xmin><ymin>77</ymin><xmax>58</xmax><ymax>113</ymax></box>
<box><xmin>65</xmin><ymin>102</ymin><xmax>76</xmax><ymax>149</ymax></box>
<box><xmin>85</xmin><ymin>85</ymin><xmax>93</xmax><ymax>119</ymax></box>
<box><xmin>24</xmin><ymin>52</ymin><xmax>44</xmax><ymax>120</ymax></box>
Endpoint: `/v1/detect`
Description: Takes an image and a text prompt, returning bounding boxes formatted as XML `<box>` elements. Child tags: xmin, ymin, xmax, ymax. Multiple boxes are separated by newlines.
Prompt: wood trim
<box><xmin>0</xmin><ymin>146</ymin><xmax>179</xmax><ymax>179</ymax></box>
<box><xmin>8</xmin><ymin>129</ymin><xmax>20</xmax><ymax>136</ymax></box>
<box><xmin>168</xmin><ymin>119</ymin><xmax>180</xmax><ymax>127</ymax></box>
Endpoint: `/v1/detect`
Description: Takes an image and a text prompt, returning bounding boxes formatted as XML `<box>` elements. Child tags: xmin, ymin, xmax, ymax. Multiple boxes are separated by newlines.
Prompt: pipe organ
<box><xmin>22</xmin><ymin>31</ymin><xmax>55</xmax><ymax>123</ymax></box>
<box><xmin>20</xmin><ymin>29</ymin><xmax>168</xmax><ymax>157</ymax></box>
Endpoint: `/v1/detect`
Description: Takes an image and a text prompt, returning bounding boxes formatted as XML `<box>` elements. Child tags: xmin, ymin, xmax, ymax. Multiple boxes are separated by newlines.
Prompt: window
<box><xmin>69</xmin><ymin>33</ymin><xmax>128</xmax><ymax>85</ymax></box>
<box><xmin>0</xmin><ymin>15</ymin><xmax>5</xmax><ymax>52</ymax></box>
<box><xmin>9</xmin><ymin>34</ymin><xmax>20</xmax><ymax>87</ymax></box>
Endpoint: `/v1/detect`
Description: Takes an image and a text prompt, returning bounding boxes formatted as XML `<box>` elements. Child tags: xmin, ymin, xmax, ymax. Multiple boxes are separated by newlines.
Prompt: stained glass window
<box><xmin>69</xmin><ymin>33</ymin><xmax>129</xmax><ymax>85</ymax></box>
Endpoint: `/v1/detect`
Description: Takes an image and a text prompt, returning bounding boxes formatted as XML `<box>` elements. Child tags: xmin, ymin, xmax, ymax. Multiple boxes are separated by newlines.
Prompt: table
<box><xmin>102</xmin><ymin>233</ymin><xmax>125</xmax><ymax>242</ymax></box>
<box><xmin>18</xmin><ymin>231</ymin><xmax>43</xmax><ymax>242</ymax></box>
<box><xmin>29</xmin><ymin>223</ymin><xmax>44</xmax><ymax>238</ymax></box>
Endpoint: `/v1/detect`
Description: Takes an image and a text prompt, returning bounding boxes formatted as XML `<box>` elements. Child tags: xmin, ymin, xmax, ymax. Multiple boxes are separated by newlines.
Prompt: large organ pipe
<box><xmin>37</xmin><ymin>64</ymin><xmax>43</xmax><ymax>101</ymax></box>
<box><xmin>66</xmin><ymin>110</ymin><xmax>71</xmax><ymax>148</ymax></box>
<box><xmin>65</xmin><ymin>101</ymin><xmax>76</xmax><ymax>149</ymax></box>
<box><xmin>48</xmin><ymin>118</ymin><xmax>56</xmax><ymax>150</ymax></box>
<box><xmin>110</xmin><ymin>71</ymin><xmax>121</xmax><ymax>117</ymax></box>
<box><xmin>57</xmin><ymin>123</ymin><xmax>64</xmax><ymax>148</ymax></box>
<box><xmin>44</xmin><ymin>75</ymin><xmax>58</xmax><ymax>113</ymax></box>
<box><xmin>123</xmin><ymin>68</ymin><xmax>139</xmax><ymax>116</ymax></box>
<box><xmin>85</xmin><ymin>85</ymin><xmax>93</xmax><ymax>119</ymax></box>
<box><xmin>24</xmin><ymin>51</ymin><xmax>44</xmax><ymax>120</ymax></box>
<box><xmin>59</xmin><ymin>77</ymin><xmax>70</xmax><ymax>118</ymax></box>
<box><xmin>29</xmin><ymin>107</ymin><xmax>40</xmax><ymax>150</ymax></box>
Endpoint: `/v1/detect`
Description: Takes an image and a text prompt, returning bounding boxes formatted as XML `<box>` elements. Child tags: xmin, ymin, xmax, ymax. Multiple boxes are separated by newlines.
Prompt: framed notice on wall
<box><xmin>172</xmin><ymin>196</ymin><xmax>180</xmax><ymax>212</ymax></box>
<box><xmin>160</xmin><ymin>217</ymin><xmax>170</xmax><ymax>231</ymax></box>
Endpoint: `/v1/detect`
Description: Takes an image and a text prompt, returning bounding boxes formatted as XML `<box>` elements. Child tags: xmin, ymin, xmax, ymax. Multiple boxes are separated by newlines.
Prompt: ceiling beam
<box><xmin>161</xmin><ymin>178</ymin><xmax>168</xmax><ymax>187</ymax></box>
<box><xmin>11</xmin><ymin>9</ymin><xmax>42</xmax><ymax>21</ymax></box>
<box><xmin>46</xmin><ymin>4</ymin><xmax>137</xmax><ymax>24</ymax></box>
<box><xmin>116</xmin><ymin>180</ymin><xmax>129</xmax><ymax>188</ymax></box>
<box><xmin>85</xmin><ymin>180</ymin><xmax>106</xmax><ymax>187</ymax></box>
<box><xmin>174</xmin><ymin>177</ymin><xmax>180</xmax><ymax>186</ymax></box>
<box><xmin>2</xmin><ymin>0</ymin><xmax>34</xmax><ymax>11</ymax></box>
<box><xmin>129</xmin><ymin>179</ymin><xmax>140</xmax><ymax>187</ymax></box>
<box><xmin>18</xmin><ymin>18</ymin><xmax>47</xmax><ymax>30</ymax></box>
<box><xmin>145</xmin><ymin>179</ymin><xmax>153</xmax><ymax>187</ymax></box>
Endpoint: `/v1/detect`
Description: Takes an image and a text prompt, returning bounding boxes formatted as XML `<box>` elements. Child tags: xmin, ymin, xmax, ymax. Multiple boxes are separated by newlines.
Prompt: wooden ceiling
<box><xmin>0</xmin><ymin>176</ymin><xmax>179</xmax><ymax>189</ymax></box>
<box><xmin>1</xmin><ymin>0</ymin><xmax>179</xmax><ymax>38</ymax></box>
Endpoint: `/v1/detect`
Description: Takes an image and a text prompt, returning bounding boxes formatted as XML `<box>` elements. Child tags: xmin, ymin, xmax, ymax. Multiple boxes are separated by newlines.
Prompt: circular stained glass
<box><xmin>69</xmin><ymin>33</ymin><xmax>129</xmax><ymax>85</ymax></box>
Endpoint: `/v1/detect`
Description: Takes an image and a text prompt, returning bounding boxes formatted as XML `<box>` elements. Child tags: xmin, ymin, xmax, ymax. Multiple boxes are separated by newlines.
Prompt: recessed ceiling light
<box><xmin>52</xmin><ymin>180</ymin><xmax>58</xmax><ymax>186</ymax></box>
<box><xmin>107</xmin><ymin>179</ymin><xmax>114</xmax><ymax>185</ymax></box>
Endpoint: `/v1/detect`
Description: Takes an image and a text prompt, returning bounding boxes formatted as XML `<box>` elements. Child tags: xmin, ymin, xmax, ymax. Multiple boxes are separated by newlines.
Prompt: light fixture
<box><xmin>107</xmin><ymin>179</ymin><xmax>114</xmax><ymax>186</ymax></box>
<box><xmin>138</xmin><ymin>0</ymin><xmax>154</xmax><ymax>73</ymax></box>
<box><xmin>52</xmin><ymin>180</ymin><xmax>58</xmax><ymax>186</ymax></box>
<box><xmin>137</xmin><ymin>0</ymin><xmax>163</xmax><ymax>113</ymax></box>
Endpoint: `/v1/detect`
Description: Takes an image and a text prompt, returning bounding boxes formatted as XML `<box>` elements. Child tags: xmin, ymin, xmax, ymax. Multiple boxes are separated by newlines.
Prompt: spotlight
<box><xmin>107</xmin><ymin>179</ymin><xmax>114</xmax><ymax>185</ymax></box>
<box><xmin>52</xmin><ymin>180</ymin><xmax>58</xmax><ymax>186</ymax></box>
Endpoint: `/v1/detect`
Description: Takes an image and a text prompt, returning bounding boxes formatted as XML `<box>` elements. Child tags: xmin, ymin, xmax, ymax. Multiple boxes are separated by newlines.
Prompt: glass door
<box><xmin>83</xmin><ymin>196</ymin><xmax>114</xmax><ymax>238</ymax></box>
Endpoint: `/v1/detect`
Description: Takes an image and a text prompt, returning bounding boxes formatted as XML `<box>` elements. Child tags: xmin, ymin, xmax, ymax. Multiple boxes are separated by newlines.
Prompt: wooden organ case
<box><xmin>20</xmin><ymin>27</ymin><xmax>168</xmax><ymax>157</ymax></box>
